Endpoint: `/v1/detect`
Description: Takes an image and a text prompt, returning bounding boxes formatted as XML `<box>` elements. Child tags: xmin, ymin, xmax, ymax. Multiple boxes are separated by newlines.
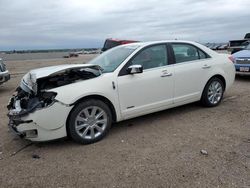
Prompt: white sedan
<box><xmin>8</xmin><ymin>40</ymin><xmax>235</xmax><ymax>144</ymax></box>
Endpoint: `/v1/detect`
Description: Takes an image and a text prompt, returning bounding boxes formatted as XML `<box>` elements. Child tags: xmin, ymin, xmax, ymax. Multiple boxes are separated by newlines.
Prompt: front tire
<box><xmin>68</xmin><ymin>99</ymin><xmax>112</xmax><ymax>144</ymax></box>
<box><xmin>201</xmin><ymin>77</ymin><xmax>224</xmax><ymax>107</ymax></box>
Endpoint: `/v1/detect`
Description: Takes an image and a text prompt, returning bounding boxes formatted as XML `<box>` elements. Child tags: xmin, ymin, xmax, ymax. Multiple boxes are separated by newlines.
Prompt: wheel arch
<box><xmin>64</xmin><ymin>94</ymin><xmax>117</xmax><ymax>143</ymax></box>
<box><xmin>65</xmin><ymin>94</ymin><xmax>118</xmax><ymax>138</ymax></box>
<box><xmin>209</xmin><ymin>74</ymin><xmax>226</xmax><ymax>90</ymax></box>
<box><xmin>201</xmin><ymin>74</ymin><xmax>226</xmax><ymax>98</ymax></box>
<box><xmin>67</xmin><ymin>94</ymin><xmax>117</xmax><ymax>123</ymax></box>
<box><xmin>200</xmin><ymin>74</ymin><xmax>226</xmax><ymax>107</ymax></box>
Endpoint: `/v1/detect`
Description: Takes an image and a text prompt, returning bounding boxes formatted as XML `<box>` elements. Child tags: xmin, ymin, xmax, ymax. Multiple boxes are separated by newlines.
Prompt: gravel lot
<box><xmin>0</xmin><ymin>55</ymin><xmax>250</xmax><ymax>187</ymax></box>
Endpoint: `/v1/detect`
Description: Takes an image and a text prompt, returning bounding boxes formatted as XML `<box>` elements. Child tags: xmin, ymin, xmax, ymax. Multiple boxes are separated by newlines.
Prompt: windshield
<box><xmin>89</xmin><ymin>45</ymin><xmax>138</xmax><ymax>73</ymax></box>
<box><xmin>245</xmin><ymin>44</ymin><xmax>250</xmax><ymax>50</ymax></box>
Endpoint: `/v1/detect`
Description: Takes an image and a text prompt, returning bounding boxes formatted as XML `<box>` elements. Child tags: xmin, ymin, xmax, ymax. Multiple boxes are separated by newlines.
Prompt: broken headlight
<box><xmin>21</xmin><ymin>72</ymin><xmax>37</xmax><ymax>94</ymax></box>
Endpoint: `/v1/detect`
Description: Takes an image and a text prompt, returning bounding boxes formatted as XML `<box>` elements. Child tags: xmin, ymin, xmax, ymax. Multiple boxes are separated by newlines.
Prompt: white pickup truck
<box><xmin>0</xmin><ymin>58</ymin><xmax>10</xmax><ymax>85</ymax></box>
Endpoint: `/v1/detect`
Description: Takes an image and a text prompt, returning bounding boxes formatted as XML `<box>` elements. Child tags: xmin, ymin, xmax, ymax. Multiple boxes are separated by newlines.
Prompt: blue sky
<box><xmin>0</xmin><ymin>0</ymin><xmax>250</xmax><ymax>50</ymax></box>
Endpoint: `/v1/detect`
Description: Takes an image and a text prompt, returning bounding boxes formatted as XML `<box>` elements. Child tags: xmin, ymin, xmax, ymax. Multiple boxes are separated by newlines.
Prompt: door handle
<box><xmin>202</xmin><ymin>64</ymin><xmax>211</xmax><ymax>69</ymax></box>
<box><xmin>161</xmin><ymin>72</ymin><xmax>173</xmax><ymax>77</ymax></box>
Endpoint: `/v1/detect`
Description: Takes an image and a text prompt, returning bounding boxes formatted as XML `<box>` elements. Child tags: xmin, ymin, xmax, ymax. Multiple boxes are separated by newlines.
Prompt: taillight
<box><xmin>228</xmin><ymin>56</ymin><xmax>235</xmax><ymax>63</ymax></box>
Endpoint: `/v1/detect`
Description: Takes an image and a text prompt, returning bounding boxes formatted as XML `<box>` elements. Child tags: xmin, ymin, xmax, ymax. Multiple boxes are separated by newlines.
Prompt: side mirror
<box><xmin>127</xmin><ymin>65</ymin><xmax>143</xmax><ymax>74</ymax></box>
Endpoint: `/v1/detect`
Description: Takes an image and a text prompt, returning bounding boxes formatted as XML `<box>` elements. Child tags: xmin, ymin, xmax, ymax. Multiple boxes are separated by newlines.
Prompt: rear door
<box><xmin>170</xmin><ymin>43</ymin><xmax>213</xmax><ymax>103</ymax></box>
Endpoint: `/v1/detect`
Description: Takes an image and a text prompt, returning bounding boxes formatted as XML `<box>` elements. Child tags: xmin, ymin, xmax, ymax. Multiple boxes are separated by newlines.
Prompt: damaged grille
<box><xmin>7</xmin><ymin>87</ymin><xmax>57</xmax><ymax>116</ymax></box>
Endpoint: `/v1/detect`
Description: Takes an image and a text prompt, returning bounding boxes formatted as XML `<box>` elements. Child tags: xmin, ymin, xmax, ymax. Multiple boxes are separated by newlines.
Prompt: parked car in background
<box><xmin>228</xmin><ymin>33</ymin><xmax>250</xmax><ymax>54</ymax></box>
<box><xmin>205</xmin><ymin>43</ymin><xmax>228</xmax><ymax>50</ymax></box>
<box><xmin>218</xmin><ymin>44</ymin><xmax>228</xmax><ymax>50</ymax></box>
<box><xmin>0</xmin><ymin>58</ymin><xmax>10</xmax><ymax>85</ymax></box>
<box><xmin>63</xmin><ymin>51</ymin><xmax>82</xmax><ymax>58</ymax></box>
<box><xmin>83</xmin><ymin>49</ymin><xmax>101</xmax><ymax>54</ymax></box>
<box><xmin>231</xmin><ymin>44</ymin><xmax>250</xmax><ymax>75</ymax></box>
<box><xmin>204</xmin><ymin>43</ymin><xmax>214</xmax><ymax>49</ymax></box>
<box><xmin>206</xmin><ymin>43</ymin><xmax>217</xmax><ymax>50</ymax></box>
<box><xmin>211</xmin><ymin>44</ymin><xmax>221</xmax><ymax>50</ymax></box>
<box><xmin>205</xmin><ymin>43</ymin><xmax>228</xmax><ymax>51</ymax></box>
<box><xmin>8</xmin><ymin>40</ymin><xmax>235</xmax><ymax>144</ymax></box>
<box><xmin>102</xmin><ymin>38</ymin><xmax>138</xmax><ymax>52</ymax></box>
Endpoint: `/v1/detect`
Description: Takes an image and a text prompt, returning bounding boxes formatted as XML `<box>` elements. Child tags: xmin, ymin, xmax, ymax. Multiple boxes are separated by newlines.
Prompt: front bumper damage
<box><xmin>7</xmin><ymin>64</ymin><xmax>102</xmax><ymax>141</ymax></box>
<box><xmin>7</xmin><ymin>90</ymin><xmax>73</xmax><ymax>142</ymax></box>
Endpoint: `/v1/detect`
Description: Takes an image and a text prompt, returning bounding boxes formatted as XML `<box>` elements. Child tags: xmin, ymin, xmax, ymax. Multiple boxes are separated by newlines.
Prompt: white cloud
<box><xmin>0</xmin><ymin>0</ymin><xmax>250</xmax><ymax>50</ymax></box>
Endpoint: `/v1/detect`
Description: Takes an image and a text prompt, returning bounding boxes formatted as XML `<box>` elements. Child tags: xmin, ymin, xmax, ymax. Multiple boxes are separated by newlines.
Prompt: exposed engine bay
<box><xmin>37</xmin><ymin>67</ymin><xmax>101</xmax><ymax>91</ymax></box>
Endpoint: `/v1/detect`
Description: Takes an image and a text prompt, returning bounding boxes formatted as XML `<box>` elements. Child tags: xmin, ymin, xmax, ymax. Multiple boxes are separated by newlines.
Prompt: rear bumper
<box><xmin>0</xmin><ymin>71</ymin><xmax>10</xmax><ymax>84</ymax></box>
<box><xmin>235</xmin><ymin>64</ymin><xmax>250</xmax><ymax>75</ymax></box>
<box><xmin>236</xmin><ymin>71</ymin><xmax>250</xmax><ymax>75</ymax></box>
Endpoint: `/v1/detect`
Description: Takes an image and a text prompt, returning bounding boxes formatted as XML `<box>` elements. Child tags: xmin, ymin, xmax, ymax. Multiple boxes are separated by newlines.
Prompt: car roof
<box><xmin>121</xmin><ymin>40</ymin><xmax>218</xmax><ymax>57</ymax></box>
<box><xmin>123</xmin><ymin>40</ymin><xmax>200</xmax><ymax>48</ymax></box>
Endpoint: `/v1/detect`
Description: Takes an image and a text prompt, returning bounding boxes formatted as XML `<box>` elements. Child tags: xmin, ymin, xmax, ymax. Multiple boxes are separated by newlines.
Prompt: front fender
<box><xmin>49</xmin><ymin>74</ymin><xmax>122</xmax><ymax>121</ymax></box>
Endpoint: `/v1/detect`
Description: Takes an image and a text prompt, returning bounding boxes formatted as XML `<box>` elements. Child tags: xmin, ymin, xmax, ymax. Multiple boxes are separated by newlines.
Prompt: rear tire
<box><xmin>201</xmin><ymin>77</ymin><xmax>224</xmax><ymax>107</ymax></box>
<box><xmin>68</xmin><ymin>99</ymin><xmax>112</xmax><ymax>144</ymax></box>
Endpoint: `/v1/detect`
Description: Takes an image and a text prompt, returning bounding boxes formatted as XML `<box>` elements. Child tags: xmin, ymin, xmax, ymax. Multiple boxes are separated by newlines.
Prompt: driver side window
<box><xmin>130</xmin><ymin>45</ymin><xmax>168</xmax><ymax>70</ymax></box>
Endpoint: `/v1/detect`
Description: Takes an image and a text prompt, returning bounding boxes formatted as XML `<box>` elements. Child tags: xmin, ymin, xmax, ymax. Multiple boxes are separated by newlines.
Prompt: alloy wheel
<box><xmin>74</xmin><ymin>106</ymin><xmax>108</xmax><ymax>140</ymax></box>
<box><xmin>207</xmin><ymin>80</ymin><xmax>223</xmax><ymax>105</ymax></box>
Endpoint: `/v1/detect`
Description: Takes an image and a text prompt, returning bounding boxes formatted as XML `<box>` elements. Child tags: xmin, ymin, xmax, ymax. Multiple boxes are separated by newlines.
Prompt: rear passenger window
<box><xmin>172</xmin><ymin>44</ymin><xmax>208</xmax><ymax>63</ymax></box>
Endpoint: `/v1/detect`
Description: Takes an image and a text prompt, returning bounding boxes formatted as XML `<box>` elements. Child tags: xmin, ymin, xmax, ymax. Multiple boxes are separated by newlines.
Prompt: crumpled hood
<box><xmin>21</xmin><ymin>64</ymin><xmax>102</xmax><ymax>94</ymax></box>
<box><xmin>28</xmin><ymin>64</ymin><xmax>101</xmax><ymax>79</ymax></box>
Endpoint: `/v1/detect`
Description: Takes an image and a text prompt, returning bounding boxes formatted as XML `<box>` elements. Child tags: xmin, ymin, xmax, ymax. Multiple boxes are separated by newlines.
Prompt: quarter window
<box><xmin>198</xmin><ymin>50</ymin><xmax>207</xmax><ymax>59</ymax></box>
<box><xmin>172</xmin><ymin>44</ymin><xmax>208</xmax><ymax>63</ymax></box>
<box><xmin>130</xmin><ymin>45</ymin><xmax>168</xmax><ymax>70</ymax></box>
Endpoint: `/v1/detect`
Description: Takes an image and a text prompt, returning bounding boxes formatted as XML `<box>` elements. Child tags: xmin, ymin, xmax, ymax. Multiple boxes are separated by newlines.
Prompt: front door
<box><xmin>117</xmin><ymin>44</ymin><xmax>174</xmax><ymax>119</ymax></box>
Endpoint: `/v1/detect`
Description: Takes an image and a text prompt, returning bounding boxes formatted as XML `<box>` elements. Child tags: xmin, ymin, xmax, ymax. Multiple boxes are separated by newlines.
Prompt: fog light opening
<box><xmin>24</xmin><ymin>129</ymin><xmax>38</xmax><ymax>138</ymax></box>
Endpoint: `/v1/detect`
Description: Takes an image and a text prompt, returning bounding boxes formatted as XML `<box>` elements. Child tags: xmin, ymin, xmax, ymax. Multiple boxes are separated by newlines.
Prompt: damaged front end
<box><xmin>7</xmin><ymin>64</ymin><xmax>102</xmax><ymax>141</ymax></box>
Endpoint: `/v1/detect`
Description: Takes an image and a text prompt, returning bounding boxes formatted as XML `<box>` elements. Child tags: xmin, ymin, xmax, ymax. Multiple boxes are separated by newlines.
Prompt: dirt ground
<box><xmin>0</xmin><ymin>55</ymin><xmax>250</xmax><ymax>188</ymax></box>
